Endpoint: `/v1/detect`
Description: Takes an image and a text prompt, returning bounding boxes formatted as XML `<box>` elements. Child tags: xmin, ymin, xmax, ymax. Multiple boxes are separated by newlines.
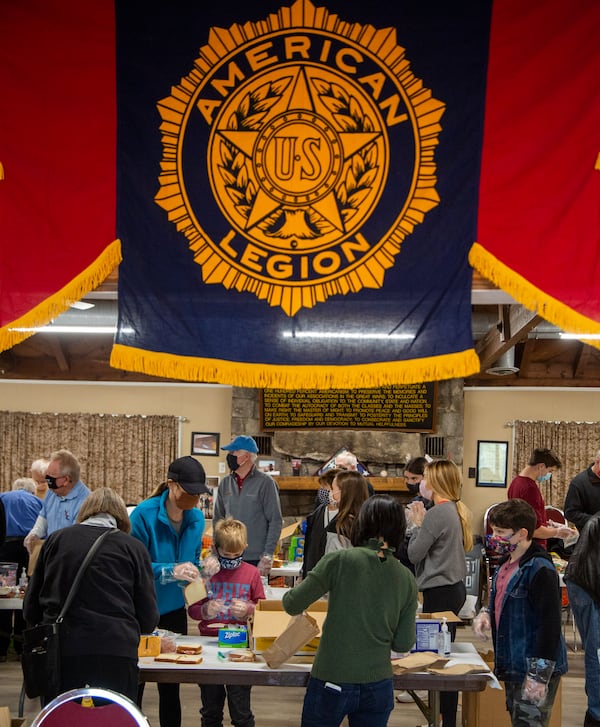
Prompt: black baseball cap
<box><xmin>167</xmin><ymin>456</ymin><xmax>209</xmax><ymax>495</ymax></box>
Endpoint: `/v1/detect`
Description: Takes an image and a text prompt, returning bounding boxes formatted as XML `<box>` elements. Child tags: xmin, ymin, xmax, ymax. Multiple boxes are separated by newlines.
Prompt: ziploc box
<box><xmin>412</xmin><ymin>611</ymin><xmax>462</xmax><ymax>653</ymax></box>
<box><xmin>249</xmin><ymin>599</ymin><xmax>327</xmax><ymax>655</ymax></box>
<box><xmin>218</xmin><ymin>625</ymin><xmax>248</xmax><ymax>648</ymax></box>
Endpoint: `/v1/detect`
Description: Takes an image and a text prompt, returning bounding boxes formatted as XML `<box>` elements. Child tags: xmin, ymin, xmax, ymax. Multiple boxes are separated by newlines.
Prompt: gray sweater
<box><xmin>213</xmin><ymin>467</ymin><xmax>283</xmax><ymax>561</ymax></box>
<box><xmin>407</xmin><ymin>501</ymin><xmax>466</xmax><ymax>590</ymax></box>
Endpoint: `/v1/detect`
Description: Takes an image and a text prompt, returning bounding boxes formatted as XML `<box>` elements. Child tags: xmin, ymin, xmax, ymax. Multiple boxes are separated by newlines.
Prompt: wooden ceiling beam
<box><xmin>518</xmin><ymin>340</ymin><xmax>536</xmax><ymax>377</ymax></box>
<box><xmin>475</xmin><ymin>304</ymin><xmax>543</xmax><ymax>372</ymax></box>
<box><xmin>46</xmin><ymin>336</ymin><xmax>70</xmax><ymax>373</ymax></box>
<box><xmin>573</xmin><ymin>342</ymin><xmax>594</xmax><ymax>379</ymax></box>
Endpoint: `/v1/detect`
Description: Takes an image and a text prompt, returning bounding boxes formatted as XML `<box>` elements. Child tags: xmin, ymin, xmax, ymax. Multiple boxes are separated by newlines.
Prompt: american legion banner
<box><xmin>1</xmin><ymin>0</ymin><xmax>598</xmax><ymax>389</ymax></box>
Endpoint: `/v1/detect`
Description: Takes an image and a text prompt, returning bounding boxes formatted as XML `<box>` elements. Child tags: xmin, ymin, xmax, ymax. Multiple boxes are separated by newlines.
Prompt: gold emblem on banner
<box><xmin>155</xmin><ymin>0</ymin><xmax>444</xmax><ymax>316</ymax></box>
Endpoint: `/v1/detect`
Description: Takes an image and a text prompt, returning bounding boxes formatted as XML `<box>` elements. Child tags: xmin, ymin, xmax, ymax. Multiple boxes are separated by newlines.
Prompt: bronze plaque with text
<box><xmin>261</xmin><ymin>384</ymin><xmax>436</xmax><ymax>431</ymax></box>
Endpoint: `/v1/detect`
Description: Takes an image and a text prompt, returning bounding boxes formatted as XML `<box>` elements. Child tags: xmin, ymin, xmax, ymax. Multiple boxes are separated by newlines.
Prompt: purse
<box><xmin>21</xmin><ymin>527</ymin><xmax>116</xmax><ymax>699</ymax></box>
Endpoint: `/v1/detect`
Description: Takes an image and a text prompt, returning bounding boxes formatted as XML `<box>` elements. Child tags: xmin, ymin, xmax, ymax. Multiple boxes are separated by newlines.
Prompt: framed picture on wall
<box><xmin>476</xmin><ymin>440</ymin><xmax>508</xmax><ymax>487</ymax></box>
<box><xmin>191</xmin><ymin>432</ymin><xmax>220</xmax><ymax>456</ymax></box>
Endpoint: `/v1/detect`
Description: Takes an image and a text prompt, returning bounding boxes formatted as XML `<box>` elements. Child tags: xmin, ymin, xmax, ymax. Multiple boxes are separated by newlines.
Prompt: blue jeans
<box><xmin>567</xmin><ymin>581</ymin><xmax>600</xmax><ymax>722</ymax></box>
<box><xmin>300</xmin><ymin>676</ymin><xmax>394</xmax><ymax>727</ymax></box>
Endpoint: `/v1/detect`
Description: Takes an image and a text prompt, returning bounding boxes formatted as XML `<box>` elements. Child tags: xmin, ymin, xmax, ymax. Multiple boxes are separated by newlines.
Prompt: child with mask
<box><xmin>473</xmin><ymin>498</ymin><xmax>567</xmax><ymax>726</ymax></box>
<box><xmin>188</xmin><ymin>517</ymin><xmax>265</xmax><ymax>727</ymax></box>
<box><xmin>507</xmin><ymin>447</ymin><xmax>575</xmax><ymax>549</ymax></box>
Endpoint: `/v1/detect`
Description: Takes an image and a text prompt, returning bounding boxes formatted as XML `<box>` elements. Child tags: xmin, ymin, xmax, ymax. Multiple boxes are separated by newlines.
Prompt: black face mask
<box><xmin>226</xmin><ymin>453</ymin><xmax>239</xmax><ymax>471</ymax></box>
<box><xmin>45</xmin><ymin>475</ymin><xmax>60</xmax><ymax>490</ymax></box>
<box><xmin>406</xmin><ymin>481</ymin><xmax>420</xmax><ymax>496</ymax></box>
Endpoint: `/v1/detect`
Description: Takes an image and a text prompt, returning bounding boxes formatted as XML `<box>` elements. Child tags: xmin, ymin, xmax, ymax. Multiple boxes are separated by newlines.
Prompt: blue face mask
<box><xmin>537</xmin><ymin>472</ymin><xmax>552</xmax><ymax>483</ymax></box>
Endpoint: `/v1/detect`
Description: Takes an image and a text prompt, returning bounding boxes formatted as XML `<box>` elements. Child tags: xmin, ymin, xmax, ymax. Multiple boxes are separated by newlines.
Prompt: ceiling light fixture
<box><xmin>559</xmin><ymin>332</ymin><xmax>600</xmax><ymax>340</ymax></box>
<box><xmin>9</xmin><ymin>325</ymin><xmax>133</xmax><ymax>334</ymax></box>
<box><xmin>282</xmin><ymin>331</ymin><xmax>414</xmax><ymax>340</ymax></box>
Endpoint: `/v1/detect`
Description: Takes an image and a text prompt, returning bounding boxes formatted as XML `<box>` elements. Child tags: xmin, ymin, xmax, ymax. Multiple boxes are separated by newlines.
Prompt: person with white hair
<box><xmin>30</xmin><ymin>458</ymin><xmax>50</xmax><ymax>499</ymax></box>
<box><xmin>334</xmin><ymin>451</ymin><xmax>359</xmax><ymax>471</ymax></box>
<box><xmin>0</xmin><ymin>477</ymin><xmax>43</xmax><ymax>660</ymax></box>
<box><xmin>12</xmin><ymin>478</ymin><xmax>36</xmax><ymax>495</ymax></box>
<box><xmin>23</xmin><ymin>449</ymin><xmax>90</xmax><ymax>553</ymax></box>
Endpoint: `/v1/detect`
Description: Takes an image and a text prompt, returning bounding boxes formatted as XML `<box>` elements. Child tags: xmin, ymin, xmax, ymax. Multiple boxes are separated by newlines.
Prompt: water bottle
<box><xmin>18</xmin><ymin>567</ymin><xmax>28</xmax><ymax>592</ymax></box>
<box><xmin>437</xmin><ymin>617</ymin><xmax>451</xmax><ymax>656</ymax></box>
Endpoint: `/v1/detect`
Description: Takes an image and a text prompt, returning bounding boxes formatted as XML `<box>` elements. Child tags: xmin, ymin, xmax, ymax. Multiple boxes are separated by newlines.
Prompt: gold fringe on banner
<box><xmin>0</xmin><ymin>239</ymin><xmax>122</xmax><ymax>353</ymax></box>
<box><xmin>469</xmin><ymin>242</ymin><xmax>600</xmax><ymax>351</ymax></box>
<box><xmin>110</xmin><ymin>343</ymin><xmax>481</xmax><ymax>390</ymax></box>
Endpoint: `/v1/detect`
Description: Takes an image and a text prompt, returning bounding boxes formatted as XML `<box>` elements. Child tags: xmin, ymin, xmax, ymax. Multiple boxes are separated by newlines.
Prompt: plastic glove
<box><xmin>23</xmin><ymin>532</ymin><xmax>41</xmax><ymax>554</ymax></box>
<box><xmin>200</xmin><ymin>555</ymin><xmax>220</xmax><ymax>579</ymax></box>
<box><xmin>257</xmin><ymin>554</ymin><xmax>273</xmax><ymax>577</ymax></box>
<box><xmin>202</xmin><ymin>598</ymin><xmax>225</xmax><ymax>619</ymax></box>
<box><xmin>472</xmin><ymin>608</ymin><xmax>491</xmax><ymax>640</ymax></box>
<box><xmin>230</xmin><ymin>599</ymin><xmax>249</xmax><ymax>620</ymax></box>
<box><xmin>409</xmin><ymin>501</ymin><xmax>426</xmax><ymax>527</ymax></box>
<box><xmin>173</xmin><ymin>562</ymin><xmax>200</xmax><ymax>582</ymax></box>
<box><xmin>521</xmin><ymin>657</ymin><xmax>555</xmax><ymax>707</ymax></box>
<box><xmin>161</xmin><ymin>562</ymin><xmax>200</xmax><ymax>584</ymax></box>
<box><xmin>159</xmin><ymin>633</ymin><xmax>177</xmax><ymax>653</ymax></box>
<box><xmin>556</xmin><ymin>525</ymin><xmax>577</xmax><ymax>539</ymax></box>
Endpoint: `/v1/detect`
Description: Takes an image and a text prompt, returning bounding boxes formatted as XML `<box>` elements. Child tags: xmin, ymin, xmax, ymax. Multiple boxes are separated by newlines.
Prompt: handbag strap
<box><xmin>56</xmin><ymin>528</ymin><xmax>117</xmax><ymax>623</ymax></box>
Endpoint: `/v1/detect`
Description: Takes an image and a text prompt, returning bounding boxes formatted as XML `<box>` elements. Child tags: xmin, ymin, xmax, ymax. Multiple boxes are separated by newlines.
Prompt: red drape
<box><xmin>473</xmin><ymin>0</ymin><xmax>600</xmax><ymax>337</ymax></box>
<box><xmin>0</xmin><ymin>0</ymin><xmax>118</xmax><ymax>349</ymax></box>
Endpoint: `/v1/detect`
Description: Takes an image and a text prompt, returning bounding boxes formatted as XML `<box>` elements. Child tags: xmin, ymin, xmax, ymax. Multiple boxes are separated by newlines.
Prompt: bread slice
<box><xmin>154</xmin><ymin>653</ymin><xmax>203</xmax><ymax>664</ymax></box>
<box><xmin>228</xmin><ymin>649</ymin><xmax>256</xmax><ymax>663</ymax></box>
<box><xmin>184</xmin><ymin>580</ymin><xmax>207</xmax><ymax>606</ymax></box>
<box><xmin>176</xmin><ymin>643</ymin><xmax>203</xmax><ymax>655</ymax></box>
<box><xmin>174</xmin><ymin>654</ymin><xmax>203</xmax><ymax>664</ymax></box>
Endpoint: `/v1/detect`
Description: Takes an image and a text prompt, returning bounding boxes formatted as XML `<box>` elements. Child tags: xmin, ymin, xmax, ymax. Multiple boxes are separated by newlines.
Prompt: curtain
<box><xmin>0</xmin><ymin>411</ymin><xmax>178</xmax><ymax>504</ymax></box>
<box><xmin>513</xmin><ymin>420</ymin><xmax>600</xmax><ymax>509</ymax></box>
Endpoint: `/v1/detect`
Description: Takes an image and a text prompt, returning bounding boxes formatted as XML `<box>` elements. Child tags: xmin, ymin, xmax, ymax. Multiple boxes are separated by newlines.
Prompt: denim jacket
<box><xmin>490</xmin><ymin>542</ymin><xmax>567</xmax><ymax>682</ymax></box>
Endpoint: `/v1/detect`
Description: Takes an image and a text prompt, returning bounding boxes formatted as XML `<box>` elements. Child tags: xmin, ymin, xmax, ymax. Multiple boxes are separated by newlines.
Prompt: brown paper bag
<box><xmin>263</xmin><ymin>612</ymin><xmax>320</xmax><ymax>668</ymax></box>
<box><xmin>27</xmin><ymin>540</ymin><xmax>44</xmax><ymax>576</ymax></box>
<box><xmin>392</xmin><ymin>652</ymin><xmax>449</xmax><ymax>673</ymax></box>
<box><xmin>428</xmin><ymin>663</ymin><xmax>489</xmax><ymax>676</ymax></box>
<box><xmin>138</xmin><ymin>634</ymin><xmax>162</xmax><ymax>657</ymax></box>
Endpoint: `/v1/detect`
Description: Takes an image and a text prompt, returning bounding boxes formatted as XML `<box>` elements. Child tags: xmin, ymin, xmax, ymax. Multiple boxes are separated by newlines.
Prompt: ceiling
<box><xmin>1</xmin><ymin>270</ymin><xmax>599</xmax><ymax>387</ymax></box>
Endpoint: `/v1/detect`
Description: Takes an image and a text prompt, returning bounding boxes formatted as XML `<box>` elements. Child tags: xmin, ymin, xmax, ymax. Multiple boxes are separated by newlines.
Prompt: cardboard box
<box><xmin>412</xmin><ymin>611</ymin><xmax>462</xmax><ymax>652</ymax></box>
<box><xmin>0</xmin><ymin>706</ymin><xmax>26</xmax><ymax>727</ymax></box>
<box><xmin>249</xmin><ymin>599</ymin><xmax>327</xmax><ymax>655</ymax></box>
<box><xmin>461</xmin><ymin>657</ymin><xmax>562</xmax><ymax>727</ymax></box>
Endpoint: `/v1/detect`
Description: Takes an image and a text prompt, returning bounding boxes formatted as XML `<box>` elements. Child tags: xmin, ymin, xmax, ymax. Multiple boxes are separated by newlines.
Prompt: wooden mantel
<box><xmin>273</xmin><ymin>476</ymin><xmax>409</xmax><ymax>492</ymax></box>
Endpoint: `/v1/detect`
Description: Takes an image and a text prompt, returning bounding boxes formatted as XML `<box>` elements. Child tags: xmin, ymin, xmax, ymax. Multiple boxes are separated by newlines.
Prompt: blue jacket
<box><xmin>130</xmin><ymin>490</ymin><xmax>205</xmax><ymax>615</ymax></box>
<box><xmin>490</xmin><ymin>542</ymin><xmax>567</xmax><ymax>682</ymax></box>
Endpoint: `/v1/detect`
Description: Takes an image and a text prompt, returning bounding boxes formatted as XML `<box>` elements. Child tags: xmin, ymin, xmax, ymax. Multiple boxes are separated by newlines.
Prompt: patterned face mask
<box><xmin>486</xmin><ymin>533</ymin><xmax>518</xmax><ymax>556</ymax></box>
<box><xmin>216</xmin><ymin>550</ymin><xmax>244</xmax><ymax>570</ymax></box>
<box><xmin>316</xmin><ymin>487</ymin><xmax>330</xmax><ymax>505</ymax></box>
